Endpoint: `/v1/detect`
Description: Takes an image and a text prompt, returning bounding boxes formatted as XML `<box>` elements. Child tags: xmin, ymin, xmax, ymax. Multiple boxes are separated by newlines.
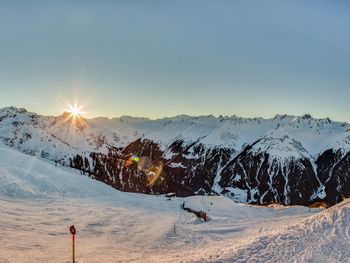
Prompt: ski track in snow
<box><xmin>2</xmin><ymin>144</ymin><xmax>350</xmax><ymax>262</ymax></box>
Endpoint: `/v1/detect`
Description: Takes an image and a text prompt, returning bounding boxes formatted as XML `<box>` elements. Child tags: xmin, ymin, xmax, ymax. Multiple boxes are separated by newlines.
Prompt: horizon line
<box><xmin>1</xmin><ymin>105</ymin><xmax>349</xmax><ymax>124</ymax></box>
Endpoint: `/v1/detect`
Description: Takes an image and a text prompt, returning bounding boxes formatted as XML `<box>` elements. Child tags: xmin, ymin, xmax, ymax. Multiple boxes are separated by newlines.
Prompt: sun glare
<box><xmin>64</xmin><ymin>103</ymin><xmax>87</xmax><ymax>128</ymax></box>
<box><xmin>68</xmin><ymin>104</ymin><xmax>83</xmax><ymax>118</ymax></box>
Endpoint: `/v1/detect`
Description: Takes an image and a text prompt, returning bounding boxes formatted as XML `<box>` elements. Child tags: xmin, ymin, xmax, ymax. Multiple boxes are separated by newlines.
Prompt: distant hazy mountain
<box><xmin>1</xmin><ymin>106</ymin><xmax>350</xmax><ymax>206</ymax></box>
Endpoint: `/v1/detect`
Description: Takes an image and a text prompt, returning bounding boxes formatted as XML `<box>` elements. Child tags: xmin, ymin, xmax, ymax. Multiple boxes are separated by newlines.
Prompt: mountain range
<box><xmin>1</xmin><ymin>106</ymin><xmax>350</xmax><ymax>206</ymax></box>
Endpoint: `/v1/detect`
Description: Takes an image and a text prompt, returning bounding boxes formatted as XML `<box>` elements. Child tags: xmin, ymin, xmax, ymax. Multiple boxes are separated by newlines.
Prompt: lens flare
<box><xmin>124</xmin><ymin>155</ymin><xmax>140</xmax><ymax>168</ymax></box>
<box><xmin>147</xmin><ymin>162</ymin><xmax>164</xmax><ymax>186</ymax></box>
<box><xmin>124</xmin><ymin>155</ymin><xmax>164</xmax><ymax>186</ymax></box>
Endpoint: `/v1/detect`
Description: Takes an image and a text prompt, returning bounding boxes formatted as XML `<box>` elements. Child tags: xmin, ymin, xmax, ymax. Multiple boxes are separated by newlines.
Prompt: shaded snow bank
<box><xmin>0</xmin><ymin>144</ymin><xmax>116</xmax><ymax>198</ymax></box>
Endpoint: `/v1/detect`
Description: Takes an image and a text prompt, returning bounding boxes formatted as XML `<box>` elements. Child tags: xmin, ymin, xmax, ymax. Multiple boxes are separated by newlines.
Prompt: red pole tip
<box><xmin>70</xmin><ymin>225</ymin><xmax>76</xmax><ymax>235</ymax></box>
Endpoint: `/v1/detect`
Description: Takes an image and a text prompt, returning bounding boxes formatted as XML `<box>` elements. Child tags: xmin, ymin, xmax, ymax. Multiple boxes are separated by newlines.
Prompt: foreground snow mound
<box><xmin>0</xmin><ymin>144</ymin><xmax>116</xmax><ymax>198</ymax></box>
<box><xmin>224</xmin><ymin>198</ymin><xmax>350</xmax><ymax>262</ymax></box>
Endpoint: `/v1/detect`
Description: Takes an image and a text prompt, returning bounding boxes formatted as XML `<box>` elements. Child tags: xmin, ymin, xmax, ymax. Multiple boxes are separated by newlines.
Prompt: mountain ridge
<box><xmin>1</xmin><ymin>106</ymin><xmax>350</xmax><ymax>206</ymax></box>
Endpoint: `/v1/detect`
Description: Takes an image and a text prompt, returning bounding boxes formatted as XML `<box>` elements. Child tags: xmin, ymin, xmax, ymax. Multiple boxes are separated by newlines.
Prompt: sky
<box><xmin>0</xmin><ymin>0</ymin><xmax>349</xmax><ymax>121</ymax></box>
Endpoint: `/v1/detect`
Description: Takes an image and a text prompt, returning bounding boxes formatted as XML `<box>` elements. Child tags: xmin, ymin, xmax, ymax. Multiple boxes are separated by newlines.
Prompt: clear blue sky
<box><xmin>0</xmin><ymin>1</ymin><xmax>349</xmax><ymax>121</ymax></box>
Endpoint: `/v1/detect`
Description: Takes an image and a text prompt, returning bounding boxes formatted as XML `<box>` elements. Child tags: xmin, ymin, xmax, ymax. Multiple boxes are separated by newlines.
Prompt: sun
<box><xmin>68</xmin><ymin>104</ymin><xmax>83</xmax><ymax>118</ymax></box>
<box><xmin>65</xmin><ymin>103</ymin><xmax>87</xmax><ymax>128</ymax></box>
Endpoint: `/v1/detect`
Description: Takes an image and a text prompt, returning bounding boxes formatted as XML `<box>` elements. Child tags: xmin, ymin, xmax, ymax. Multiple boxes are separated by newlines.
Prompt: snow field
<box><xmin>3</xmin><ymin>144</ymin><xmax>350</xmax><ymax>262</ymax></box>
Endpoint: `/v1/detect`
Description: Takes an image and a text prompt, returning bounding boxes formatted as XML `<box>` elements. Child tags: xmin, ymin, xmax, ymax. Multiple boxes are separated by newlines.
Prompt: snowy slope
<box><xmin>0</xmin><ymin>144</ymin><xmax>116</xmax><ymax>198</ymax></box>
<box><xmin>0</xmin><ymin>144</ymin><xmax>332</xmax><ymax>263</ymax></box>
<box><xmin>219</xmin><ymin>198</ymin><xmax>350</xmax><ymax>263</ymax></box>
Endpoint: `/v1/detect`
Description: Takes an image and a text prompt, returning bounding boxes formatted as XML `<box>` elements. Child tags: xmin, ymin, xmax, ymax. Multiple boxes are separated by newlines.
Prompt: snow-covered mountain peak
<box><xmin>251</xmin><ymin>135</ymin><xmax>311</xmax><ymax>161</ymax></box>
<box><xmin>119</xmin><ymin>115</ymin><xmax>152</xmax><ymax>123</ymax></box>
<box><xmin>0</xmin><ymin>106</ymin><xmax>37</xmax><ymax>122</ymax></box>
<box><xmin>0</xmin><ymin>106</ymin><xmax>28</xmax><ymax>115</ymax></box>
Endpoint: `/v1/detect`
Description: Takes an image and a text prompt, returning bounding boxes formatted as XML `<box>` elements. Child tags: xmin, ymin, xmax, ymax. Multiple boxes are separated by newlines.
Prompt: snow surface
<box><xmin>4</xmin><ymin>143</ymin><xmax>350</xmax><ymax>262</ymax></box>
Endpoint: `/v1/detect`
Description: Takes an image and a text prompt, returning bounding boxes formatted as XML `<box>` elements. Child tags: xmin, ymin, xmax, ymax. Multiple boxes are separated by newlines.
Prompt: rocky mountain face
<box><xmin>1</xmin><ymin>106</ymin><xmax>350</xmax><ymax>206</ymax></box>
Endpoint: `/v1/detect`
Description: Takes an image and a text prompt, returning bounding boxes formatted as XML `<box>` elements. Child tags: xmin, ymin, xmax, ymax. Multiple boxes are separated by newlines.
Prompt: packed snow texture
<box><xmin>2</xmin><ymin>144</ymin><xmax>349</xmax><ymax>262</ymax></box>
